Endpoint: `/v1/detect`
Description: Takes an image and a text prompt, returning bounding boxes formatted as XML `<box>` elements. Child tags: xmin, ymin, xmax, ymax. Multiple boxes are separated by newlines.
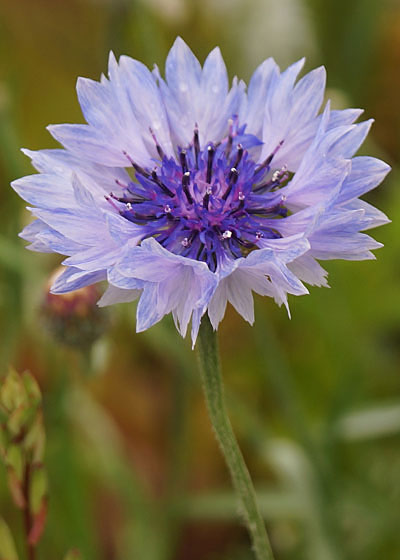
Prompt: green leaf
<box><xmin>0</xmin><ymin>517</ymin><xmax>19</xmax><ymax>560</ymax></box>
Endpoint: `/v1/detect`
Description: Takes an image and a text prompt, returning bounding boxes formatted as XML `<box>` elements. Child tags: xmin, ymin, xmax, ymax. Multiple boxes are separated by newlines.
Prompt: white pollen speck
<box><xmin>222</xmin><ymin>230</ymin><xmax>232</xmax><ymax>239</ymax></box>
<box><xmin>182</xmin><ymin>237</ymin><xmax>190</xmax><ymax>247</ymax></box>
<box><xmin>164</xmin><ymin>205</ymin><xmax>171</xmax><ymax>213</ymax></box>
<box><xmin>272</xmin><ymin>170</ymin><xmax>280</xmax><ymax>181</ymax></box>
<box><xmin>255</xmin><ymin>231</ymin><xmax>263</xmax><ymax>240</ymax></box>
<box><xmin>238</xmin><ymin>191</ymin><xmax>245</xmax><ymax>200</ymax></box>
<box><xmin>206</xmin><ymin>186</ymin><xmax>212</xmax><ymax>195</ymax></box>
<box><xmin>126</xmin><ymin>203</ymin><xmax>132</xmax><ymax>210</ymax></box>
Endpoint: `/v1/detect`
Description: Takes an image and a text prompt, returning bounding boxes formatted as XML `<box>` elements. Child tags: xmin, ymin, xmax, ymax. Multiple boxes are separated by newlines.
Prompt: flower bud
<box><xmin>41</xmin><ymin>267</ymin><xmax>109</xmax><ymax>348</ymax></box>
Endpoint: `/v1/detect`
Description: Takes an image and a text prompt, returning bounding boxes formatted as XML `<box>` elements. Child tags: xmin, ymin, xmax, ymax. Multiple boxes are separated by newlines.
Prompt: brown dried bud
<box><xmin>41</xmin><ymin>267</ymin><xmax>109</xmax><ymax>348</ymax></box>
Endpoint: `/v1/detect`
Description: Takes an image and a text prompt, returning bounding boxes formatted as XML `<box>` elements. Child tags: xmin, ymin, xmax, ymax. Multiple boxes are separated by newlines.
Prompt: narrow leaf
<box><xmin>0</xmin><ymin>517</ymin><xmax>19</xmax><ymax>560</ymax></box>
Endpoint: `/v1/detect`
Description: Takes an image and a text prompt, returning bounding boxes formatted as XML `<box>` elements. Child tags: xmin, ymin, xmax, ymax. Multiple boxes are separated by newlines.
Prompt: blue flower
<box><xmin>12</xmin><ymin>38</ymin><xmax>390</xmax><ymax>345</ymax></box>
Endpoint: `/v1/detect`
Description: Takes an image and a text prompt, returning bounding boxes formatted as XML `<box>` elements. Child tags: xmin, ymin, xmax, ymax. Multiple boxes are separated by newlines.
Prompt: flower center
<box><xmin>107</xmin><ymin>123</ymin><xmax>290</xmax><ymax>272</ymax></box>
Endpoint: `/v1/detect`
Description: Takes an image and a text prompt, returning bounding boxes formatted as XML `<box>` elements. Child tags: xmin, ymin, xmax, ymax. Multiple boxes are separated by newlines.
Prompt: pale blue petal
<box><xmin>62</xmin><ymin>246</ymin><xmax>122</xmax><ymax>271</ymax></box>
<box><xmin>11</xmin><ymin>174</ymin><xmax>75</xmax><ymax>209</ymax></box>
<box><xmin>136</xmin><ymin>284</ymin><xmax>164</xmax><ymax>332</ymax></box>
<box><xmin>37</xmin><ymin>229</ymin><xmax>86</xmax><ymax>255</ymax></box>
<box><xmin>31</xmin><ymin>207</ymin><xmax>110</xmax><ymax>245</ymax></box>
<box><xmin>21</xmin><ymin>148</ymin><xmax>130</xmax><ymax>195</ymax></box>
<box><xmin>160</xmin><ymin>38</ymin><xmax>202</xmax><ymax>146</ymax></box>
<box><xmin>288</xmin><ymin>254</ymin><xmax>329</xmax><ymax>287</ymax></box>
<box><xmin>259</xmin><ymin>58</ymin><xmax>306</xmax><ymax>164</ymax></box>
<box><xmin>50</xmin><ymin>267</ymin><xmax>106</xmax><ymax>294</ymax></box>
<box><xmin>106</xmin><ymin>213</ymin><xmax>143</xmax><ymax>246</ymax></box>
<box><xmin>207</xmin><ymin>282</ymin><xmax>229</xmax><ymax>330</ymax></box>
<box><xmin>117</xmin><ymin>55</ymin><xmax>174</xmax><ymax>158</ymax></box>
<box><xmin>72</xmin><ymin>173</ymin><xmax>95</xmax><ymax>207</ymax></box>
<box><xmin>19</xmin><ymin>219</ymin><xmax>48</xmax><ymax>242</ymax></box>
<box><xmin>336</xmin><ymin>156</ymin><xmax>391</xmax><ymax>204</ymax></box>
<box><xmin>309</xmin><ymin>231</ymin><xmax>382</xmax><ymax>260</ymax></box>
<box><xmin>285</xmin><ymin>155</ymin><xmax>351</xmax><ymax>208</ymax></box>
<box><xmin>190</xmin><ymin>308</ymin><xmax>205</xmax><ymax>348</ymax></box>
<box><xmin>241</xmin><ymin>58</ymin><xmax>279</xmax><ymax>136</ymax></box>
<box><xmin>342</xmin><ymin>199</ymin><xmax>390</xmax><ymax>230</ymax></box>
<box><xmin>113</xmin><ymin>238</ymin><xmax>217</xmax><ymax>337</ymax></box>
<box><xmin>76</xmin><ymin>76</ymin><xmax>116</xmax><ymax>132</ymax></box>
<box><xmin>107</xmin><ymin>264</ymin><xmax>145</xmax><ymax>291</ymax></box>
<box><xmin>98</xmin><ymin>285</ymin><xmax>141</xmax><ymax>307</ymax></box>
<box><xmin>328</xmin><ymin>120</ymin><xmax>373</xmax><ymax>159</ymax></box>
<box><xmin>47</xmin><ymin>124</ymin><xmax>130</xmax><ymax>167</ymax></box>
<box><xmin>161</xmin><ymin>37</ymin><xmax>243</xmax><ymax>147</ymax></box>
<box><xmin>327</xmin><ymin>108</ymin><xmax>363</xmax><ymax>128</ymax></box>
<box><xmin>165</xmin><ymin>37</ymin><xmax>202</xmax><ymax>98</ymax></box>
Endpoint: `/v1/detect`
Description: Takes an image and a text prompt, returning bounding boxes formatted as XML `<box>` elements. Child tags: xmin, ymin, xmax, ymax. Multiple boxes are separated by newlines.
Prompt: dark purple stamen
<box><xmin>193</xmin><ymin>125</ymin><xmax>200</xmax><ymax>169</ymax></box>
<box><xmin>225</xmin><ymin>119</ymin><xmax>234</xmax><ymax>158</ymax></box>
<box><xmin>151</xmin><ymin>170</ymin><xmax>175</xmax><ymax>198</ymax></box>
<box><xmin>232</xmin><ymin>144</ymin><xmax>244</xmax><ymax>169</ymax></box>
<box><xmin>222</xmin><ymin>168</ymin><xmax>239</xmax><ymax>200</ymax></box>
<box><xmin>149</xmin><ymin>127</ymin><xmax>165</xmax><ymax>159</ymax></box>
<box><xmin>180</xmin><ymin>150</ymin><xmax>188</xmax><ymax>173</ymax></box>
<box><xmin>203</xmin><ymin>187</ymin><xmax>212</xmax><ymax>209</ymax></box>
<box><xmin>254</xmin><ymin>140</ymin><xmax>284</xmax><ymax>176</ymax></box>
<box><xmin>110</xmin><ymin>192</ymin><xmax>148</xmax><ymax>204</ymax></box>
<box><xmin>123</xmin><ymin>151</ymin><xmax>151</xmax><ymax>179</ymax></box>
<box><xmin>206</xmin><ymin>145</ymin><xmax>215</xmax><ymax>184</ymax></box>
<box><xmin>182</xmin><ymin>171</ymin><xmax>193</xmax><ymax>204</ymax></box>
<box><xmin>253</xmin><ymin>167</ymin><xmax>290</xmax><ymax>193</ymax></box>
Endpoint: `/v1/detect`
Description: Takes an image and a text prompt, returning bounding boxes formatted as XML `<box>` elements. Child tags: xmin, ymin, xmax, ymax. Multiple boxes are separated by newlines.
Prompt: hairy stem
<box><xmin>197</xmin><ymin>315</ymin><xmax>275</xmax><ymax>560</ymax></box>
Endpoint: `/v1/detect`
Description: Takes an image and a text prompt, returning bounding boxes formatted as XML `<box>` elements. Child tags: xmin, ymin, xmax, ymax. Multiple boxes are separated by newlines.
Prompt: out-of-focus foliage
<box><xmin>0</xmin><ymin>370</ymin><xmax>47</xmax><ymax>532</ymax></box>
<box><xmin>0</xmin><ymin>0</ymin><xmax>399</xmax><ymax>559</ymax></box>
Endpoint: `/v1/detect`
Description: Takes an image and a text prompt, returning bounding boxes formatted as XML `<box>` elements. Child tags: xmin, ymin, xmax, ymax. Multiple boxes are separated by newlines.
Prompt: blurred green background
<box><xmin>1</xmin><ymin>0</ymin><xmax>400</xmax><ymax>558</ymax></box>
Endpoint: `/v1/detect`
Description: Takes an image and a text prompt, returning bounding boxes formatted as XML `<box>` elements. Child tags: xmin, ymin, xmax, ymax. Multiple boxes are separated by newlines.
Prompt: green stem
<box><xmin>197</xmin><ymin>315</ymin><xmax>275</xmax><ymax>560</ymax></box>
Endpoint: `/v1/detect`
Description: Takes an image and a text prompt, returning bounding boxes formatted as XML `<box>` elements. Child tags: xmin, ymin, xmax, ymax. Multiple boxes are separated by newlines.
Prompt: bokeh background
<box><xmin>1</xmin><ymin>0</ymin><xmax>400</xmax><ymax>558</ymax></box>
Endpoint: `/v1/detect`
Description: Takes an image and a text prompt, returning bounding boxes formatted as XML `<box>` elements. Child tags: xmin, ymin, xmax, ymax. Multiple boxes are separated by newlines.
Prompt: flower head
<box><xmin>12</xmin><ymin>38</ymin><xmax>390</xmax><ymax>345</ymax></box>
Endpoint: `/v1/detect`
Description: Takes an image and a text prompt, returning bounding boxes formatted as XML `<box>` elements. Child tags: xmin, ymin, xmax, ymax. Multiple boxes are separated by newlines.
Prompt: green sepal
<box><xmin>23</xmin><ymin>416</ymin><xmax>46</xmax><ymax>463</ymax></box>
<box><xmin>8</xmin><ymin>405</ymin><xmax>37</xmax><ymax>439</ymax></box>
<box><xmin>6</xmin><ymin>468</ymin><xmax>26</xmax><ymax>509</ymax></box>
<box><xmin>29</xmin><ymin>465</ymin><xmax>48</xmax><ymax>516</ymax></box>
<box><xmin>5</xmin><ymin>444</ymin><xmax>24</xmax><ymax>482</ymax></box>
<box><xmin>21</xmin><ymin>372</ymin><xmax>41</xmax><ymax>405</ymax></box>
<box><xmin>0</xmin><ymin>370</ymin><xmax>24</xmax><ymax>413</ymax></box>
